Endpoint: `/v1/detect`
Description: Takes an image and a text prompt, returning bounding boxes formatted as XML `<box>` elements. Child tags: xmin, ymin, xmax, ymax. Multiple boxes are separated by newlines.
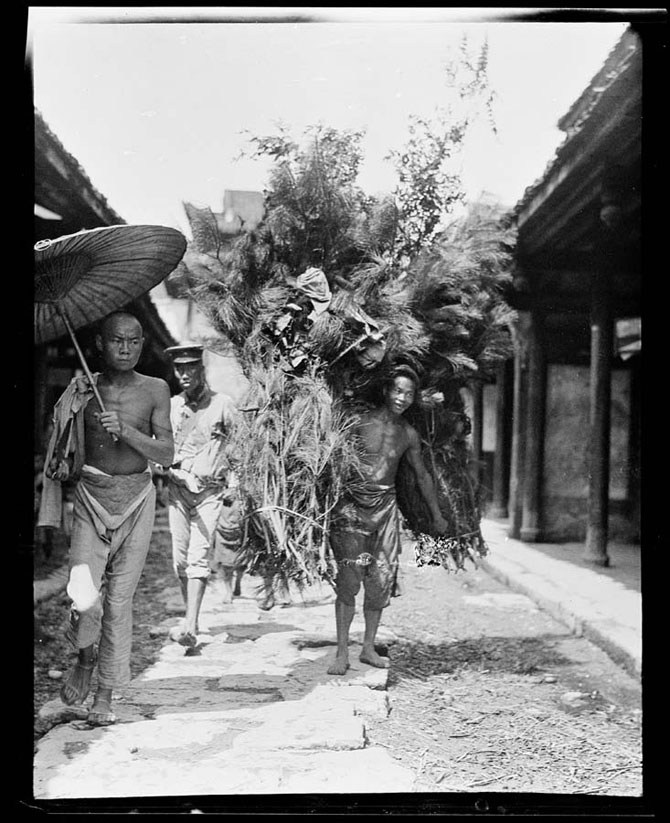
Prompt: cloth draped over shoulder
<box><xmin>168</xmin><ymin>388</ymin><xmax>239</xmax><ymax>494</ymax></box>
<box><xmin>37</xmin><ymin>374</ymin><xmax>98</xmax><ymax>529</ymax></box>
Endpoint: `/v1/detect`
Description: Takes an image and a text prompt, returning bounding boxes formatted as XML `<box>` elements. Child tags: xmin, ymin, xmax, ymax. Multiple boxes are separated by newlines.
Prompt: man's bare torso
<box><xmin>84</xmin><ymin>373</ymin><xmax>162</xmax><ymax>475</ymax></box>
<box><xmin>356</xmin><ymin>408</ymin><xmax>412</xmax><ymax>486</ymax></box>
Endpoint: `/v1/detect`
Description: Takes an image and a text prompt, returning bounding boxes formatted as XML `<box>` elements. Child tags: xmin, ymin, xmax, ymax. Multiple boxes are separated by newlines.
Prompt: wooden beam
<box><xmin>520</xmin><ymin>309</ymin><xmax>546</xmax><ymax>542</ymax></box>
<box><xmin>518</xmin><ymin>91</ymin><xmax>641</xmax><ymax>254</ymax></box>
<box><xmin>584</xmin><ymin>233</ymin><xmax>616</xmax><ymax>565</ymax></box>
<box><xmin>508</xmin><ymin>314</ymin><xmax>530</xmax><ymax>539</ymax></box>
<box><xmin>490</xmin><ymin>361</ymin><xmax>511</xmax><ymax>519</ymax></box>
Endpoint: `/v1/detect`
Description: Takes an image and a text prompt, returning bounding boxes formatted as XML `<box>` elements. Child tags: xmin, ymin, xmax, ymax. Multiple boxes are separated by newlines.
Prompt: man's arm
<box><xmin>96</xmin><ymin>380</ymin><xmax>175</xmax><ymax>466</ymax></box>
<box><xmin>403</xmin><ymin>426</ymin><xmax>449</xmax><ymax>535</ymax></box>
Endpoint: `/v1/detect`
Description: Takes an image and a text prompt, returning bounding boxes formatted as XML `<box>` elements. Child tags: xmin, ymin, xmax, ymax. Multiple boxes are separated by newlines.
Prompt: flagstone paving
<box><xmin>34</xmin><ymin>575</ymin><xmax>415</xmax><ymax>799</ymax></box>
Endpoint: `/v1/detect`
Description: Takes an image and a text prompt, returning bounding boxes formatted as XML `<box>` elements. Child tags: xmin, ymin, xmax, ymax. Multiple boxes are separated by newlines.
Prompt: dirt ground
<box><xmin>33</xmin><ymin>524</ymin><xmax>643</xmax><ymax>798</ymax></box>
<box><xmin>366</xmin><ymin>560</ymin><xmax>643</xmax><ymax>797</ymax></box>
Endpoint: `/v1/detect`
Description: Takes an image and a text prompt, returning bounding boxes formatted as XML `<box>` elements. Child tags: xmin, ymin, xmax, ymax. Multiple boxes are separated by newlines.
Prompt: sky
<box><xmin>28</xmin><ymin>8</ymin><xmax>631</xmax><ymax>239</ymax></box>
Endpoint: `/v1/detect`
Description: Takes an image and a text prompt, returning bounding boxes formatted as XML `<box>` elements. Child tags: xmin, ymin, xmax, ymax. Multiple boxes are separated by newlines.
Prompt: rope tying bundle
<box><xmin>337</xmin><ymin>552</ymin><xmax>375</xmax><ymax>568</ymax></box>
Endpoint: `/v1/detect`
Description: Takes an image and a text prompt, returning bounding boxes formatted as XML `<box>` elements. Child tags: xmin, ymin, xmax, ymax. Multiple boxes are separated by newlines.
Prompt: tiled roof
<box><xmin>514</xmin><ymin>27</ymin><xmax>640</xmax><ymax>219</ymax></box>
<box><xmin>35</xmin><ymin>108</ymin><xmax>125</xmax><ymax>226</ymax></box>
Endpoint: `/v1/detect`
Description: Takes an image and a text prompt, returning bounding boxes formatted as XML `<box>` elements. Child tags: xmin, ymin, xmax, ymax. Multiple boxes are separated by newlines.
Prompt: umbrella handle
<box><xmin>58</xmin><ymin>306</ymin><xmax>119</xmax><ymax>442</ymax></box>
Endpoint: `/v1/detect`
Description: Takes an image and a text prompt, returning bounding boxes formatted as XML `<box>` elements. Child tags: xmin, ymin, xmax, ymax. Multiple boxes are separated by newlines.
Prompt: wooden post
<box><xmin>490</xmin><ymin>361</ymin><xmax>510</xmax><ymax>518</ymax></box>
<box><xmin>508</xmin><ymin>315</ymin><xmax>529</xmax><ymax>539</ymax></box>
<box><xmin>520</xmin><ymin>308</ymin><xmax>546</xmax><ymax>542</ymax></box>
<box><xmin>470</xmin><ymin>381</ymin><xmax>484</xmax><ymax>493</ymax></box>
<box><xmin>584</xmin><ymin>261</ymin><xmax>613</xmax><ymax>565</ymax></box>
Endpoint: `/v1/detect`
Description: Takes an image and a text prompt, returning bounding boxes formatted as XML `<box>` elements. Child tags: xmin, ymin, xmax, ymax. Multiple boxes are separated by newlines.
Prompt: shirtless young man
<box><xmin>327</xmin><ymin>365</ymin><xmax>449</xmax><ymax>676</ymax></box>
<box><xmin>40</xmin><ymin>311</ymin><xmax>174</xmax><ymax>725</ymax></box>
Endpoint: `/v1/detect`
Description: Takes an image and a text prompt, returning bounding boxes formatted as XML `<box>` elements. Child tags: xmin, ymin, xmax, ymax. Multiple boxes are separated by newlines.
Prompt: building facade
<box><xmin>485</xmin><ymin>27</ymin><xmax>643</xmax><ymax>563</ymax></box>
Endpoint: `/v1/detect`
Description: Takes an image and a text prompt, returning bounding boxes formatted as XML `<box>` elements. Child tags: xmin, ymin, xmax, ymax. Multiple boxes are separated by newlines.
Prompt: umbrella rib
<box><xmin>76</xmin><ymin>279</ymin><xmax>146</xmax><ymax>306</ymax></box>
<box><xmin>66</xmin><ymin>230</ymin><xmax>184</xmax><ymax>260</ymax></box>
<box><xmin>77</xmin><ymin>254</ymin><xmax>183</xmax><ymax>268</ymax></box>
<box><xmin>64</xmin><ymin>290</ymin><xmax>101</xmax><ymax>329</ymax></box>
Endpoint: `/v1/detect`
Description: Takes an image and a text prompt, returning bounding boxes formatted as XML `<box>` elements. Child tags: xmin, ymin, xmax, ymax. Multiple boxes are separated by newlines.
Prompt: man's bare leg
<box><xmin>221</xmin><ymin>567</ymin><xmax>235</xmax><ymax>604</ymax></box>
<box><xmin>233</xmin><ymin>569</ymin><xmax>244</xmax><ymax>597</ymax></box>
<box><xmin>60</xmin><ymin>644</ymin><xmax>96</xmax><ymax>706</ymax></box>
<box><xmin>178</xmin><ymin>576</ymin><xmax>188</xmax><ymax>607</ymax></box>
<box><xmin>258</xmin><ymin>574</ymin><xmax>275</xmax><ymax>610</ymax></box>
<box><xmin>327</xmin><ymin>600</ymin><xmax>355</xmax><ymax>675</ymax></box>
<box><xmin>171</xmin><ymin>578</ymin><xmax>206</xmax><ymax>646</ymax></box>
<box><xmin>183</xmin><ymin>577</ymin><xmax>206</xmax><ymax>638</ymax></box>
<box><xmin>359</xmin><ymin>608</ymin><xmax>389</xmax><ymax>668</ymax></box>
<box><xmin>87</xmin><ymin>686</ymin><xmax>116</xmax><ymax>726</ymax></box>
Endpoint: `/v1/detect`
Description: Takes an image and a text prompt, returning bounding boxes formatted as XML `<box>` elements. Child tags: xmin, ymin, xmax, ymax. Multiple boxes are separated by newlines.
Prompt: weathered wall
<box><xmin>541</xmin><ymin>364</ymin><xmax>636</xmax><ymax>541</ymax></box>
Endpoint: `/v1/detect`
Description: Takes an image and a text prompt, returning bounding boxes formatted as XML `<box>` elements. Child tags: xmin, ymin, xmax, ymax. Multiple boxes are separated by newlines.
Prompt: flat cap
<box><xmin>164</xmin><ymin>343</ymin><xmax>204</xmax><ymax>363</ymax></box>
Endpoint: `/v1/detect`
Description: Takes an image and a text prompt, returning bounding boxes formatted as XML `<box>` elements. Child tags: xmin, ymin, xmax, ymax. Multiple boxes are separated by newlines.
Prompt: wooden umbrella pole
<box><xmin>57</xmin><ymin>304</ymin><xmax>119</xmax><ymax>441</ymax></box>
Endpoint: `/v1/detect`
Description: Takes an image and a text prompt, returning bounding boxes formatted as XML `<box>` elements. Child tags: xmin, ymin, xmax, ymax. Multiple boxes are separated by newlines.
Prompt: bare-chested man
<box><xmin>327</xmin><ymin>365</ymin><xmax>449</xmax><ymax>676</ymax></box>
<box><xmin>38</xmin><ymin>311</ymin><xmax>174</xmax><ymax>725</ymax></box>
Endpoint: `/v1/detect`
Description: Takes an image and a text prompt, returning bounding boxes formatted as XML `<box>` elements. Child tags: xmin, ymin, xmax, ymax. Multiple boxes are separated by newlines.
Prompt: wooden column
<box><xmin>584</xmin><ymin>256</ymin><xmax>614</xmax><ymax>565</ymax></box>
<box><xmin>490</xmin><ymin>361</ymin><xmax>510</xmax><ymax>518</ymax></box>
<box><xmin>469</xmin><ymin>381</ymin><xmax>484</xmax><ymax>492</ymax></box>
<box><xmin>520</xmin><ymin>308</ymin><xmax>546</xmax><ymax>542</ymax></box>
<box><xmin>508</xmin><ymin>314</ymin><xmax>529</xmax><ymax>539</ymax></box>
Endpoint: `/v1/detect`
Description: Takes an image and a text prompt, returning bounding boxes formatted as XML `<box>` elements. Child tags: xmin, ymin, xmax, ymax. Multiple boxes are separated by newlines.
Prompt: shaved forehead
<box><xmin>100</xmin><ymin>312</ymin><xmax>143</xmax><ymax>337</ymax></box>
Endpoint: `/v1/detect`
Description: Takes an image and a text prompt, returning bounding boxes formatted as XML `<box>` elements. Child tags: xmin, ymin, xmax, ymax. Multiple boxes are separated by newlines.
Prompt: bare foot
<box><xmin>327</xmin><ymin>655</ymin><xmax>350</xmax><ymax>675</ymax></box>
<box><xmin>258</xmin><ymin>592</ymin><xmax>275</xmax><ymax>611</ymax></box>
<box><xmin>169</xmin><ymin>626</ymin><xmax>197</xmax><ymax>647</ymax></box>
<box><xmin>60</xmin><ymin>657</ymin><xmax>96</xmax><ymax>706</ymax></box>
<box><xmin>221</xmin><ymin>569</ymin><xmax>235</xmax><ymax>603</ymax></box>
<box><xmin>87</xmin><ymin>688</ymin><xmax>116</xmax><ymax>726</ymax></box>
<box><xmin>359</xmin><ymin>648</ymin><xmax>389</xmax><ymax>668</ymax></box>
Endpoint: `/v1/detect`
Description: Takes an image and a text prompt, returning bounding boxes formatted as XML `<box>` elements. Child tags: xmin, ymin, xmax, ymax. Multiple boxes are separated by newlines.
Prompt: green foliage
<box><xmin>388</xmin><ymin>115</ymin><xmax>465</xmax><ymax>259</ymax></box>
<box><xmin>242</xmin><ymin>124</ymin><xmax>379</xmax><ymax>277</ymax></box>
<box><xmin>398</xmin><ymin>392</ymin><xmax>481</xmax><ymax>538</ymax></box>
<box><xmin>388</xmin><ymin>37</ymin><xmax>496</xmax><ymax>259</ymax></box>
<box><xmin>407</xmin><ymin>198</ymin><xmax>517</xmax><ymax>388</ymax></box>
<box><xmin>175</xmin><ymin>40</ymin><xmax>517</xmax><ymax>584</ymax></box>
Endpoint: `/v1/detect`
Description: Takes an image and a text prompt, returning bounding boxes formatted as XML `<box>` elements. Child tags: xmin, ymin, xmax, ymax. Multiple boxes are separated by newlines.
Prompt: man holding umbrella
<box><xmin>39</xmin><ymin>310</ymin><xmax>175</xmax><ymax>726</ymax></box>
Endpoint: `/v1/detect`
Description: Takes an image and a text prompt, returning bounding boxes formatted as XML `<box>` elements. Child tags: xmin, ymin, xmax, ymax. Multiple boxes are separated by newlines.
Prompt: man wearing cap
<box><xmin>164</xmin><ymin>343</ymin><xmax>242</xmax><ymax>648</ymax></box>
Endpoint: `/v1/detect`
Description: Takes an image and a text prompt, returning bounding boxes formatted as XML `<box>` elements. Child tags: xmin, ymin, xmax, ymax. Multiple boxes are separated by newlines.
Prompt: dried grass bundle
<box><xmin>232</xmin><ymin>361</ymin><xmax>364</xmax><ymax>591</ymax></box>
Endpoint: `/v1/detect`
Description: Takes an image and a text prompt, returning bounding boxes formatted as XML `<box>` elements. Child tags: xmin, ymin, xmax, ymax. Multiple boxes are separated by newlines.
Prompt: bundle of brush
<box><xmin>178</xmin><ymin>131</ymin><xmax>517</xmax><ymax>589</ymax></box>
<box><xmin>395</xmin><ymin>387</ymin><xmax>488</xmax><ymax>572</ymax></box>
<box><xmin>230</xmin><ymin>357</ymin><xmax>365</xmax><ymax>593</ymax></box>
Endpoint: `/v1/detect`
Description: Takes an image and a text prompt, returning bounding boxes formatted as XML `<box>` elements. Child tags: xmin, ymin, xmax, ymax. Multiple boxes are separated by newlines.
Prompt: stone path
<box><xmin>34</xmin><ymin>575</ymin><xmax>416</xmax><ymax>798</ymax></box>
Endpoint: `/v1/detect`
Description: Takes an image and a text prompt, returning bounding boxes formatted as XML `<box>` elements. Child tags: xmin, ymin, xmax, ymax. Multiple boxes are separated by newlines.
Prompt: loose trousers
<box><xmin>67</xmin><ymin>482</ymin><xmax>156</xmax><ymax>690</ymax></box>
